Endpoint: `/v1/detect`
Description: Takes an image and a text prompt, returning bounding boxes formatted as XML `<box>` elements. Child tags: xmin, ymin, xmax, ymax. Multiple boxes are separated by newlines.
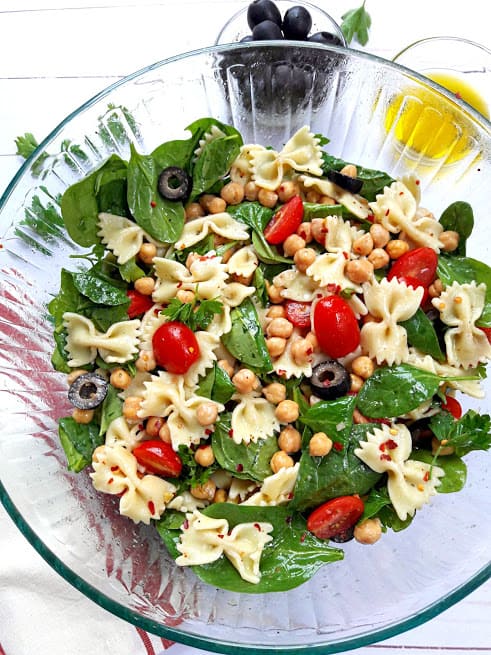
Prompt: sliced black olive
<box><xmin>330</xmin><ymin>526</ymin><xmax>355</xmax><ymax>543</ymax></box>
<box><xmin>308</xmin><ymin>31</ymin><xmax>345</xmax><ymax>47</ymax></box>
<box><xmin>247</xmin><ymin>0</ymin><xmax>282</xmax><ymax>29</ymax></box>
<box><xmin>252</xmin><ymin>19</ymin><xmax>284</xmax><ymax>40</ymax></box>
<box><xmin>310</xmin><ymin>360</ymin><xmax>350</xmax><ymax>400</ymax></box>
<box><xmin>326</xmin><ymin>169</ymin><xmax>364</xmax><ymax>194</ymax></box>
<box><xmin>157</xmin><ymin>166</ymin><xmax>192</xmax><ymax>201</ymax></box>
<box><xmin>408</xmin><ymin>418</ymin><xmax>433</xmax><ymax>448</ymax></box>
<box><xmin>282</xmin><ymin>6</ymin><xmax>312</xmax><ymax>40</ymax></box>
<box><xmin>68</xmin><ymin>373</ymin><xmax>108</xmax><ymax>410</ymax></box>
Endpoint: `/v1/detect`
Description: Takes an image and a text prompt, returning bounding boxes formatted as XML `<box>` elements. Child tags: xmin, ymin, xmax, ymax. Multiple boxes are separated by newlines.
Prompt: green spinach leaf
<box><xmin>99</xmin><ymin>385</ymin><xmax>123</xmax><ymax>436</ymax></box>
<box><xmin>411</xmin><ymin>449</ymin><xmax>467</xmax><ymax>493</ymax></box>
<box><xmin>191</xmin><ymin>135</ymin><xmax>241</xmax><ymax>198</ymax></box>
<box><xmin>321</xmin><ymin>153</ymin><xmax>394</xmax><ymax>200</ymax></box>
<box><xmin>399</xmin><ymin>308</ymin><xmax>445</xmax><ymax>361</ymax></box>
<box><xmin>196</xmin><ymin>363</ymin><xmax>235</xmax><ymax>404</ymax></box>
<box><xmin>302</xmin><ymin>202</ymin><xmax>344</xmax><ymax>220</ymax></box>
<box><xmin>299</xmin><ymin>395</ymin><xmax>357</xmax><ymax>448</ymax></box>
<box><xmin>437</xmin><ymin>255</ymin><xmax>491</xmax><ymax>326</ymax></box>
<box><xmin>151</xmin><ymin>138</ymin><xmax>195</xmax><ymax>172</ymax></box>
<box><xmin>58</xmin><ymin>417</ymin><xmax>103</xmax><ymax>472</ymax></box>
<box><xmin>70</xmin><ymin>270</ymin><xmax>129</xmax><ymax>306</ymax></box>
<box><xmin>429</xmin><ymin>409</ymin><xmax>491</xmax><ymax>456</ymax></box>
<box><xmin>221</xmin><ymin>298</ymin><xmax>273</xmax><ymax>373</ymax></box>
<box><xmin>439</xmin><ymin>201</ymin><xmax>474</xmax><ymax>256</ymax></box>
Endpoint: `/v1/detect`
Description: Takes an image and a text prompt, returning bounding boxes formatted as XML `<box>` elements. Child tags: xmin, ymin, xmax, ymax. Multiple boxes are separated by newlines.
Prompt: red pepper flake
<box><xmin>154</xmin><ymin>308</ymin><xmax>160</xmax><ymax>315</ymax></box>
<box><xmin>287</xmin><ymin>492</ymin><xmax>294</xmax><ymax>500</ymax></box>
<box><xmin>218</xmin><ymin>533</ymin><xmax>224</xmax><ymax>539</ymax></box>
<box><xmin>380</xmin><ymin>454</ymin><xmax>392</xmax><ymax>462</ymax></box>
<box><xmin>342</xmin><ymin>251</ymin><xmax>349</xmax><ymax>260</ymax></box>
<box><xmin>108</xmin><ymin>477</ymin><xmax>114</xmax><ymax>484</ymax></box>
<box><xmin>399</xmin><ymin>191</ymin><xmax>404</xmax><ymax>196</ymax></box>
<box><xmin>300</xmin><ymin>532</ymin><xmax>307</xmax><ymax>543</ymax></box>
<box><xmin>110</xmin><ymin>466</ymin><xmax>119</xmax><ymax>472</ymax></box>
<box><xmin>148</xmin><ymin>500</ymin><xmax>155</xmax><ymax>515</ymax></box>
<box><xmin>366</xmin><ymin>213</ymin><xmax>375</xmax><ymax>223</ymax></box>
<box><xmin>277</xmin><ymin>369</ymin><xmax>287</xmax><ymax>377</ymax></box>
<box><xmin>380</xmin><ymin>439</ymin><xmax>398</xmax><ymax>452</ymax></box>
<box><xmin>385</xmin><ymin>209</ymin><xmax>390</xmax><ymax>216</ymax></box>
<box><xmin>306</xmin><ymin>347</ymin><xmax>313</xmax><ymax>355</ymax></box>
<box><xmin>176</xmin><ymin>281</ymin><xmax>183</xmax><ymax>288</ymax></box>
<box><xmin>423</xmin><ymin>471</ymin><xmax>430</xmax><ymax>482</ymax></box>
<box><xmin>285</xmin><ymin>515</ymin><xmax>293</xmax><ymax>525</ymax></box>
<box><xmin>316</xmin><ymin>292</ymin><xmax>323</xmax><ymax>298</ymax></box>
<box><xmin>455</xmin><ymin>91</ymin><xmax>462</xmax><ymax>100</ymax></box>
<box><xmin>183</xmin><ymin>519</ymin><xmax>189</xmax><ymax>530</ymax></box>
<box><xmin>333</xmin><ymin>442</ymin><xmax>343</xmax><ymax>451</ymax></box>
<box><xmin>321</xmin><ymin>226</ymin><xmax>329</xmax><ymax>234</ymax></box>
<box><xmin>236</xmin><ymin>463</ymin><xmax>244</xmax><ymax>472</ymax></box>
<box><xmin>138</xmin><ymin>424</ymin><xmax>144</xmax><ymax>431</ymax></box>
<box><xmin>150</xmin><ymin>200</ymin><xmax>157</xmax><ymax>208</ymax></box>
<box><xmin>118</xmin><ymin>489</ymin><xmax>128</xmax><ymax>497</ymax></box>
<box><xmin>204</xmin><ymin>428</ymin><xmax>213</xmax><ymax>435</ymax></box>
<box><xmin>415</xmin><ymin>179</ymin><xmax>420</xmax><ymax>186</ymax></box>
<box><xmin>0</xmin><ymin>243</ymin><xmax>3</xmax><ymax>249</ymax></box>
<box><xmin>254</xmin><ymin>523</ymin><xmax>262</xmax><ymax>531</ymax></box>
<box><xmin>228</xmin><ymin>428</ymin><xmax>234</xmax><ymax>438</ymax></box>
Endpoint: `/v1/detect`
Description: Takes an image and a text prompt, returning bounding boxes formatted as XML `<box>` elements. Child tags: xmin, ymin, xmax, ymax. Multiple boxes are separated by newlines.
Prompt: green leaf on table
<box><xmin>58</xmin><ymin>417</ymin><xmax>103</xmax><ymax>472</ymax></box>
<box><xmin>341</xmin><ymin>2</ymin><xmax>372</xmax><ymax>46</ymax></box>
<box><xmin>429</xmin><ymin>409</ymin><xmax>491</xmax><ymax>456</ymax></box>
<box><xmin>439</xmin><ymin>201</ymin><xmax>474</xmax><ymax>256</ymax></box>
<box><xmin>15</xmin><ymin>132</ymin><xmax>40</xmax><ymax>159</ymax></box>
<box><xmin>399</xmin><ymin>308</ymin><xmax>445</xmax><ymax>361</ymax></box>
<box><xmin>221</xmin><ymin>298</ymin><xmax>273</xmax><ymax>373</ymax></box>
<box><xmin>437</xmin><ymin>255</ymin><xmax>491</xmax><ymax>327</ymax></box>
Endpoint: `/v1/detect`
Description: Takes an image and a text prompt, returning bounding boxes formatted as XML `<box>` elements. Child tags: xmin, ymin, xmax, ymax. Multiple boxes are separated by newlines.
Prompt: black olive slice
<box><xmin>310</xmin><ymin>360</ymin><xmax>350</xmax><ymax>400</ymax></box>
<box><xmin>326</xmin><ymin>169</ymin><xmax>363</xmax><ymax>194</ymax></box>
<box><xmin>68</xmin><ymin>373</ymin><xmax>109</xmax><ymax>410</ymax></box>
<box><xmin>157</xmin><ymin>166</ymin><xmax>192</xmax><ymax>201</ymax></box>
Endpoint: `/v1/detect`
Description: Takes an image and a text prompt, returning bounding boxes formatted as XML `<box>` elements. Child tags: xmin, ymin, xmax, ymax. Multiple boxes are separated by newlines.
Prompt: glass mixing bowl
<box><xmin>0</xmin><ymin>42</ymin><xmax>490</xmax><ymax>654</ymax></box>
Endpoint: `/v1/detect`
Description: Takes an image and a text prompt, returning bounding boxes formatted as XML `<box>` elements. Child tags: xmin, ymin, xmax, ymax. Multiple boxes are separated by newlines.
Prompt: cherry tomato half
<box><xmin>313</xmin><ymin>295</ymin><xmax>360</xmax><ymax>358</ymax></box>
<box><xmin>307</xmin><ymin>495</ymin><xmax>365</xmax><ymax>540</ymax></box>
<box><xmin>152</xmin><ymin>321</ymin><xmax>200</xmax><ymax>374</ymax></box>
<box><xmin>441</xmin><ymin>395</ymin><xmax>463</xmax><ymax>419</ymax></box>
<box><xmin>127</xmin><ymin>289</ymin><xmax>154</xmax><ymax>318</ymax></box>
<box><xmin>264</xmin><ymin>195</ymin><xmax>304</xmax><ymax>245</ymax></box>
<box><xmin>132</xmin><ymin>440</ymin><xmax>183</xmax><ymax>477</ymax></box>
<box><xmin>480</xmin><ymin>327</ymin><xmax>491</xmax><ymax>344</ymax></box>
<box><xmin>285</xmin><ymin>301</ymin><xmax>312</xmax><ymax>329</ymax></box>
<box><xmin>387</xmin><ymin>246</ymin><xmax>438</xmax><ymax>288</ymax></box>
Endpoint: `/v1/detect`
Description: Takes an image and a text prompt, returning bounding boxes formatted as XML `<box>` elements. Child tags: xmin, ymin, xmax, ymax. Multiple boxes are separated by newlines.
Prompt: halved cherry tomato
<box><xmin>441</xmin><ymin>395</ymin><xmax>463</xmax><ymax>419</ymax></box>
<box><xmin>313</xmin><ymin>295</ymin><xmax>360</xmax><ymax>358</ymax></box>
<box><xmin>127</xmin><ymin>289</ymin><xmax>154</xmax><ymax>318</ymax></box>
<box><xmin>396</xmin><ymin>274</ymin><xmax>429</xmax><ymax>306</ymax></box>
<box><xmin>152</xmin><ymin>321</ymin><xmax>200</xmax><ymax>374</ymax></box>
<box><xmin>285</xmin><ymin>301</ymin><xmax>312</xmax><ymax>329</ymax></box>
<box><xmin>480</xmin><ymin>327</ymin><xmax>491</xmax><ymax>344</ymax></box>
<box><xmin>132</xmin><ymin>440</ymin><xmax>182</xmax><ymax>477</ymax></box>
<box><xmin>307</xmin><ymin>495</ymin><xmax>365</xmax><ymax>540</ymax></box>
<box><xmin>387</xmin><ymin>247</ymin><xmax>438</xmax><ymax>288</ymax></box>
<box><xmin>264</xmin><ymin>195</ymin><xmax>304</xmax><ymax>245</ymax></box>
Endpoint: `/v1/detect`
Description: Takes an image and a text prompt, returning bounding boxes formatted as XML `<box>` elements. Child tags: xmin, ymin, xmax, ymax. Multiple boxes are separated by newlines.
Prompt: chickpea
<box><xmin>67</xmin><ymin>369</ymin><xmax>87</xmax><ymax>385</ymax></box>
<box><xmin>352</xmin><ymin>233</ymin><xmax>374</xmax><ymax>256</ymax></box>
<box><xmin>199</xmin><ymin>194</ymin><xmax>215</xmax><ymax>211</ymax></box>
<box><xmin>368</xmin><ymin>247</ymin><xmax>390</xmax><ymax>269</ymax></box>
<box><xmin>440</xmin><ymin>230</ymin><xmax>460</xmax><ymax>252</ymax></box>
<box><xmin>283</xmin><ymin>234</ymin><xmax>306</xmax><ymax>257</ymax></box>
<box><xmin>123</xmin><ymin>396</ymin><xmax>142</xmax><ymax>422</ymax></box>
<box><xmin>159</xmin><ymin>422</ymin><xmax>172</xmax><ymax>443</ymax></box>
<box><xmin>196</xmin><ymin>401</ymin><xmax>219</xmax><ymax>426</ymax></box>
<box><xmin>353</xmin><ymin>407</ymin><xmax>370</xmax><ymax>424</ymax></box>
<box><xmin>138</xmin><ymin>242</ymin><xmax>157</xmax><ymax>264</ymax></box>
<box><xmin>345</xmin><ymin>258</ymin><xmax>374</xmax><ymax>284</ymax></box>
<box><xmin>294</xmin><ymin>247</ymin><xmax>317</xmax><ymax>273</ymax></box>
<box><xmin>311</xmin><ymin>218</ymin><xmax>326</xmax><ymax>244</ymax></box>
<box><xmin>244</xmin><ymin>181</ymin><xmax>259</xmax><ymax>201</ymax></box>
<box><xmin>185</xmin><ymin>252</ymin><xmax>199</xmax><ymax>269</ymax></box>
<box><xmin>257</xmin><ymin>188</ymin><xmax>278</xmax><ymax>208</ymax></box>
<box><xmin>369</xmin><ymin>223</ymin><xmax>390</xmax><ymax>248</ymax></box>
<box><xmin>176</xmin><ymin>288</ymin><xmax>195</xmax><ymax>304</ymax></box>
<box><xmin>309</xmin><ymin>432</ymin><xmax>333</xmax><ymax>457</ymax></box>
<box><xmin>340</xmin><ymin>163</ymin><xmax>357</xmax><ymax>178</ymax></box>
<box><xmin>270</xmin><ymin>450</ymin><xmax>295</xmax><ymax>473</ymax></box>
<box><xmin>278</xmin><ymin>426</ymin><xmax>302</xmax><ymax>453</ymax></box>
<box><xmin>351</xmin><ymin>355</ymin><xmax>375</xmax><ymax>379</ymax></box>
<box><xmin>266</xmin><ymin>281</ymin><xmax>284</xmax><ymax>304</ymax></box>
<box><xmin>319</xmin><ymin>195</ymin><xmax>337</xmax><ymax>205</ymax></box>
<box><xmin>305</xmin><ymin>189</ymin><xmax>321</xmax><ymax>203</ymax></box>
<box><xmin>266</xmin><ymin>337</ymin><xmax>287</xmax><ymax>358</ymax></box>
<box><xmin>277</xmin><ymin>180</ymin><xmax>300</xmax><ymax>202</ymax></box>
<box><xmin>232</xmin><ymin>368</ymin><xmax>258</xmax><ymax>394</ymax></box>
<box><xmin>146</xmin><ymin>416</ymin><xmax>165</xmax><ymax>438</ymax></box>
<box><xmin>385</xmin><ymin>239</ymin><xmax>409</xmax><ymax>260</ymax></box>
<box><xmin>136</xmin><ymin>351</ymin><xmax>156</xmax><ymax>372</ymax></box>
<box><xmin>428</xmin><ymin>278</ymin><xmax>444</xmax><ymax>298</ymax></box>
<box><xmin>266</xmin><ymin>304</ymin><xmax>286</xmax><ymax>319</ymax></box>
<box><xmin>263</xmin><ymin>382</ymin><xmax>287</xmax><ymax>404</ymax></box>
<box><xmin>431</xmin><ymin>436</ymin><xmax>455</xmax><ymax>456</ymax></box>
<box><xmin>297</xmin><ymin>222</ymin><xmax>313</xmax><ymax>243</ymax></box>
<box><xmin>354</xmin><ymin>518</ymin><xmax>382</xmax><ymax>545</ymax></box>
<box><xmin>305</xmin><ymin>331</ymin><xmax>319</xmax><ymax>351</ymax></box>
<box><xmin>190</xmin><ymin>479</ymin><xmax>216</xmax><ymax>501</ymax></box>
<box><xmin>72</xmin><ymin>408</ymin><xmax>94</xmax><ymax>424</ymax></box>
<box><xmin>185</xmin><ymin>202</ymin><xmax>205</xmax><ymax>220</ymax></box>
<box><xmin>134</xmin><ymin>276</ymin><xmax>155</xmax><ymax>295</ymax></box>
<box><xmin>291</xmin><ymin>338</ymin><xmax>314</xmax><ymax>365</ymax></box>
<box><xmin>275</xmin><ymin>399</ymin><xmax>299</xmax><ymax>423</ymax></box>
<box><xmin>350</xmin><ymin>373</ymin><xmax>364</xmax><ymax>393</ymax></box>
<box><xmin>110</xmin><ymin>367</ymin><xmax>132</xmax><ymax>390</ymax></box>
<box><xmin>267</xmin><ymin>317</ymin><xmax>294</xmax><ymax>339</ymax></box>
<box><xmin>213</xmin><ymin>488</ymin><xmax>228</xmax><ymax>503</ymax></box>
<box><xmin>194</xmin><ymin>445</ymin><xmax>215</xmax><ymax>467</ymax></box>
<box><xmin>207</xmin><ymin>196</ymin><xmax>227</xmax><ymax>214</ymax></box>
<box><xmin>233</xmin><ymin>272</ymin><xmax>253</xmax><ymax>286</ymax></box>
<box><xmin>217</xmin><ymin>359</ymin><xmax>235</xmax><ymax>378</ymax></box>
<box><xmin>220</xmin><ymin>181</ymin><xmax>245</xmax><ymax>206</ymax></box>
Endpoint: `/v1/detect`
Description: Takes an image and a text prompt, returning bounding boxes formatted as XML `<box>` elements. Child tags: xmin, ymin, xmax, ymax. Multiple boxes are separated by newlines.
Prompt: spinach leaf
<box><xmin>411</xmin><ymin>449</ymin><xmax>467</xmax><ymax>493</ymax></box>
<box><xmin>299</xmin><ymin>395</ymin><xmax>357</xmax><ymax>448</ymax></box>
<box><xmin>221</xmin><ymin>298</ymin><xmax>273</xmax><ymax>373</ymax></box>
<box><xmin>429</xmin><ymin>409</ymin><xmax>491</xmax><ymax>456</ymax></box>
<box><xmin>70</xmin><ymin>270</ymin><xmax>129</xmax><ymax>306</ymax></box>
<box><xmin>157</xmin><ymin>504</ymin><xmax>343</xmax><ymax>593</ymax></box>
<box><xmin>99</xmin><ymin>385</ymin><xmax>123</xmax><ymax>436</ymax></box>
<box><xmin>321</xmin><ymin>153</ymin><xmax>394</xmax><ymax>200</ymax></box>
<box><xmin>196</xmin><ymin>363</ymin><xmax>235</xmax><ymax>404</ymax></box>
<box><xmin>58</xmin><ymin>417</ymin><xmax>103</xmax><ymax>472</ymax></box>
<box><xmin>212</xmin><ymin>414</ymin><xmax>278</xmax><ymax>481</ymax></box>
<box><xmin>437</xmin><ymin>255</ymin><xmax>491</xmax><ymax>326</ymax></box>
<box><xmin>191</xmin><ymin>135</ymin><xmax>241</xmax><ymax>199</ymax></box>
<box><xmin>253</xmin><ymin>266</ymin><xmax>268</xmax><ymax>307</ymax></box>
<box><xmin>127</xmin><ymin>143</ymin><xmax>184</xmax><ymax>243</ymax></box>
<box><xmin>439</xmin><ymin>201</ymin><xmax>474</xmax><ymax>256</ymax></box>
<box><xmin>356</xmin><ymin>364</ymin><xmax>442</xmax><ymax>418</ymax></box>
<box><xmin>377</xmin><ymin>504</ymin><xmax>413</xmax><ymax>532</ymax></box>
<box><xmin>399</xmin><ymin>308</ymin><xmax>445</xmax><ymax>361</ymax></box>
<box><xmin>302</xmin><ymin>202</ymin><xmax>344</xmax><ymax>220</ymax></box>
<box><xmin>151</xmin><ymin>138</ymin><xmax>195</xmax><ymax>172</ymax></box>
<box><xmin>117</xmin><ymin>257</ymin><xmax>145</xmax><ymax>282</ymax></box>
<box><xmin>359</xmin><ymin>486</ymin><xmax>413</xmax><ymax>531</ymax></box>
<box><xmin>51</xmin><ymin>330</ymin><xmax>71</xmax><ymax>373</ymax></box>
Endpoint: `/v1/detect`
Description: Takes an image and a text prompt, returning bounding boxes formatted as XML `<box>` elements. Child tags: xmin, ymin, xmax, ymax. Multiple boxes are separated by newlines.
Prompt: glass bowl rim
<box><xmin>392</xmin><ymin>34</ymin><xmax>491</xmax><ymax>64</ymax></box>
<box><xmin>1</xmin><ymin>40</ymin><xmax>490</xmax><ymax>653</ymax></box>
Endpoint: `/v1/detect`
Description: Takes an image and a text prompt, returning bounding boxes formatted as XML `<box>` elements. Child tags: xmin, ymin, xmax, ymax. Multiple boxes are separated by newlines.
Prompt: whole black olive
<box><xmin>282</xmin><ymin>6</ymin><xmax>312</xmax><ymax>40</ymax></box>
<box><xmin>157</xmin><ymin>166</ymin><xmax>192</xmax><ymax>201</ymax></box>
<box><xmin>308</xmin><ymin>31</ymin><xmax>345</xmax><ymax>47</ymax></box>
<box><xmin>68</xmin><ymin>373</ymin><xmax>109</xmax><ymax>410</ymax></box>
<box><xmin>326</xmin><ymin>169</ymin><xmax>364</xmax><ymax>194</ymax></box>
<box><xmin>240</xmin><ymin>34</ymin><xmax>254</xmax><ymax>43</ymax></box>
<box><xmin>310</xmin><ymin>360</ymin><xmax>350</xmax><ymax>400</ymax></box>
<box><xmin>252</xmin><ymin>19</ymin><xmax>284</xmax><ymax>40</ymax></box>
<box><xmin>247</xmin><ymin>0</ymin><xmax>282</xmax><ymax>29</ymax></box>
<box><xmin>330</xmin><ymin>526</ymin><xmax>355</xmax><ymax>543</ymax></box>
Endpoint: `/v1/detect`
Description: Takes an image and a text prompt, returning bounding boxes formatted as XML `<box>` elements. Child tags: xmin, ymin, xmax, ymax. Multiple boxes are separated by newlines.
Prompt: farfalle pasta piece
<box><xmin>167</xmin><ymin>491</ymin><xmax>209</xmax><ymax>513</ymax></box>
<box><xmin>243</xmin><ymin>463</ymin><xmax>299</xmax><ymax>506</ymax></box>
<box><xmin>299</xmin><ymin>174</ymin><xmax>370</xmax><ymax>220</ymax></box>
<box><xmin>152</xmin><ymin>256</ymin><xmax>228</xmax><ymax>302</ymax></box>
<box><xmin>166</xmin><ymin>398</ymin><xmax>213</xmax><ymax>450</ymax></box>
<box><xmin>182</xmin><ymin>330</ymin><xmax>220</xmax><ymax>388</ymax></box>
<box><xmin>231</xmin><ymin>391</ymin><xmax>280</xmax><ymax>444</ymax></box>
<box><xmin>97</xmin><ymin>213</ymin><xmax>164</xmax><ymax>264</ymax></box>
<box><xmin>406</xmin><ymin>348</ymin><xmax>484</xmax><ymax>398</ymax></box>
<box><xmin>230</xmin><ymin>144</ymin><xmax>267</xmax><ymax>185</ymax></box>
<box><xmin>206</xmin><ymin>303</ymin><xmax>232</xmax><ymax>337</ymax></box>
<box><xmin>360</xmin><ymin>278</ymin><xmax>423</xmax><ymax>365</ymax></box>
<box><xmin>138</xmin><ymin>304</ymin><xmax>166</xmax><ymax>352</ymax></box>
<box><xmin>369</xmin><ymin>181</ymin><xmax>443</xmax><ymax>250</ymax></box>
<box><xmin>273</xmin><ymin>268</ymin><xmax>319</xmax><ymax>302</ymax></box>
<box><xmin>91</xmin><ymin>444</ymin><xmax>175</xmax><ymax>524</ymax></box>
<box><xmin>273</xmin><ymin>329</ymin><xmax>313</xmax><ymax>379</ymax></box>
<box><xmin>105</xmin><ymin>416</ymin><xmax>142</xmax><ymax>449</ymax></box>
<box><xmin>174</xmin><ymin>213</ymin><xmax>249</xmax><ymax>250</ymax></box>
<box><xmin>306</xmin><ymin>252</ymin><xmax>362</xmax><ymax>292</ymax></box>
<box><xmin>193</xmin><ymin>124</ymin><xmax>226</xmax><ymax>157</ymax></box>
<box><xmin>323</xmin><ymin>215</ymin><xmax>365</xmax><ymax>255</ymax></box>
<box><xmin>152</xmin><ymin>258</ymin><xmax>192</xmax><ymax>303</ymax></box>
<box><xmin>220</xmin><ymin>521</ymin><xmax>274</xmax><ymax>584</ymax></box>
<box><xmin>354</xmin><ymin>423</ymin><xmax>444</xmax><ymax>521</ymax></box>
<box><xmin>221</xmin><ymin>282</ymin><xmax>255</xmax><ymax>308</ymax></box>
<box><xmin>226</xmin><ymin>246</ymin><xmax>259</xmax><ymax>278</ymax></box>
<box><xmin>63</xmin><ymin>312</ymin><xmax>140</xmax><ymax>366</ymax></box>
<box><xmin>228</xmin><ymin>477</ymin><xmax>259</xmax><ymax>502</ymax></box>
<box><xmin>138</xmin><ymin>371</ymin><xmax>186</xmax><ymax>419</ymax></box>
<box><xmin>432</xmin><ymin>281</ymin><xmax>491</xmax><ymax>369</ymax></box>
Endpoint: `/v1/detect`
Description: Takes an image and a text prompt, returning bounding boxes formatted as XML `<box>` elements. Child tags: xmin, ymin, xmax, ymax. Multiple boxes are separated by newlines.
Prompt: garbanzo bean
<box><xmin>138</xmin><ymin>242</ymin><xmax>157</xmax><ymax>264</ymax></box>
<box><xmin>244</xmin><ymin>181</ymin><xmax>259</xmax><ymax>201</ymax></box>
<box><xmin>232</xmin><ymin>368</ymin><xmax>258</xmax><ymax>394</ymax></box>
<box><xmin>122</xmin><ymin>396</ymin><xmax>142</xmax><ymax>422</ymax></box>
<box><xmin>72</xmin><ymin>408</ymin><xmax>94</xmax><ymax>424</ymax></box>
<box><xmin>368</xmin><ymin>247</ymin><xmax>390</xmax><ymax>269</ymax></box>
<box><xmin>278</xmin><ymin>426</ymin><xmax>302</xmax><ymax>453</ymax></box>
<box><xmin>352</xmin><ymin>233</ymin><xmax>374</xmax><ymax>256</ymax></box>
<box><xmin>194</xmin><ymin>445</ymin><xmax>215</xmax><ymax>467</ymax></box>
<box><xmin>185</xmin><ymin>202</ymin><xmax>205</xmax><ymax>220</ymax></box>
<box><xmin>196</xmin><ymin>401</ymin><xmax>219</xmax><ymax>426</ymax></box>
<box><xmin>369</xmin><ymin>223</ymin><xmax>390</xmax><ymax>248</ymax></box>
<box><xmin>351</xmin><ymin>355</ymin><xmax>375</xmax><ymax>379</ymax></box>
<box><xmin>385</xmin><ymin>239</ymin><xmax>409</xmax><ymax>260</ymax></box>
<box><xmin>440</xmin><ymin>230</ymin><xmax>460</xmax><ymax>252</ymax></box>
<box><xmin>134</xmin><ymin>276</ymin><xmax>155</xmax><ymax>295</ymax></box>
<box><xmin>190</xmin><ymin>479</ymin><xmax>216</xmax><ymax>500</ymax></box>
<box><xmin>277</xmin><ymin>180</ymin><xmax>300</xmax><ymax>202</ymax></box>
<box><xmin>263</xmin><ymin>382</ymin><xmax>287</xmax><ymax>404</ymax></box>
<box><xmin>110</xmin><ymin>368</ymin><xmax>131</xmax><ymax>390</ymax></box>
<box><xmin>220</xmin><ymin>181</ymin><xmax>245</xmax><ymax>205</ymax></box>
<box><xmin>270</xmin><ymin>450</ymin><xmax>295</xmax><ymax>473</ymax></box>
<box><xmin>275</xmin><ymin>399</ymin><xmax>299</xmax><ymax>423</ymax></box>
<box><xmin>354</xmin><ymin>518</ymin><xmax>382</xmax><ymax>544</ymax></box>
<box><xmin>345</xmin><ymin>258</ymin><xmax>374</xmax><ymax>284</ymax></box>
<box><xmin>266</xmin><ymin>337</ymin><xmax>287</xmax><ymax>358</ymax></box>
<box><xmin>294</xmin><ymin>247</ymin><xmax>316</xmax><ymax>273</ymax></box>
<box><xmin>146</xmin><ymin>416</ymin><xmax>165</xmax><ymax>438</ymax></box>
<box><xmin>257</xmin><ymin>188</ymin><xmax>278</xmax><ymax>208</ymax></box>
<box><xmin>309</xmin><ymin>432</ymin><xmax>333</xmax><ymax>457</ymax></box>
<box><xmin>267</xmin><ymin>317</ymin><xmax>294</xmax><ymax>339</ymax></box>
<box><xmin>283</xmin><ymin>234</ymin><xmax>306</xmax><ymax>257</ymax></box>
<box><xmin>266</xmin><ymin>305</ymin><xmax>286</xmax><ymax>319</ymax></box>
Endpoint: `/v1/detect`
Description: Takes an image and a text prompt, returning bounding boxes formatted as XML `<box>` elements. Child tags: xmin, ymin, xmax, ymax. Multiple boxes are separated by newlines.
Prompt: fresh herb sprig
<box><xmin>341</xmin><ymin>1</ymin><xmax>372</xmax><ymax>46</ymax></box>
<box><xmin>162</xmin><ymin>292</ymin><xmax>223</xmax><ymax>331</ymax></box>
<box><xmin>429</xmin><ymin>409</ymin><xmax>491</xmax><ymax>457</ymax></box>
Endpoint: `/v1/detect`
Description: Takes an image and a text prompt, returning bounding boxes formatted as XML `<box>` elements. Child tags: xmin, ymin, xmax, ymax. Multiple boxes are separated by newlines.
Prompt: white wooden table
<box><xmin>0</xmin><ymin>1</ymin><xmax>490</xmax><ymax>654</ymax></box>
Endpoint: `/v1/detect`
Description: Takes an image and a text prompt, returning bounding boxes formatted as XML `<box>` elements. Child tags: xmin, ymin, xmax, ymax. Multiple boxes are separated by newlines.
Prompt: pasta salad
<box><xmin>50</xmin><ymin>117</ymin><xmax>491</xmax><ymax>593</ymax></box>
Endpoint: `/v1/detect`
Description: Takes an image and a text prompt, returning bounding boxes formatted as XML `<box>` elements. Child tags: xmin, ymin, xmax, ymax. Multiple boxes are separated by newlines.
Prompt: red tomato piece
<box><xmin>307</xmin><ymin>496</ymin><xmax>365</xmax><ymax>540</ymax></box>
<box><xmin>480</xmin><ymin>327</ymin><xmax>491</xmax><ymax>344</ymax></box>
<box><xmin>127</xmin><ymin>289</ymin><xmax>154</xmax><ymax>318</ymax></box>
<box><xmin>387</xmin><ymin>247</ymin><xmax>438</xmax><ymax>288</ymax></box>
<box><xmin>152</xmin><ymin>321</ymin><xmax>200</xmax><ymax>374</ymax></box>
<box><xmin>441</xmin><ymin>395</ymin><xmax>463</xmax><ymax>419</ymax></box>
<box><xmin>132</xmin><ymin>440</ymin><xmax>182</xmax><ymax>477</ymax></box>
<box><xmin>285</xmin><ymin>301</ymin><xmax>312</xmax><ymax>329</ymax></box>
<box><xmin>313</xmin><ymin>295</ymin><xmax>360</xmax><ymax>358</ymax></box>
<box><xmin>264</xmin><ymin>195</ymin><xmax>304</xmax><ymax>245</ymax></box>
